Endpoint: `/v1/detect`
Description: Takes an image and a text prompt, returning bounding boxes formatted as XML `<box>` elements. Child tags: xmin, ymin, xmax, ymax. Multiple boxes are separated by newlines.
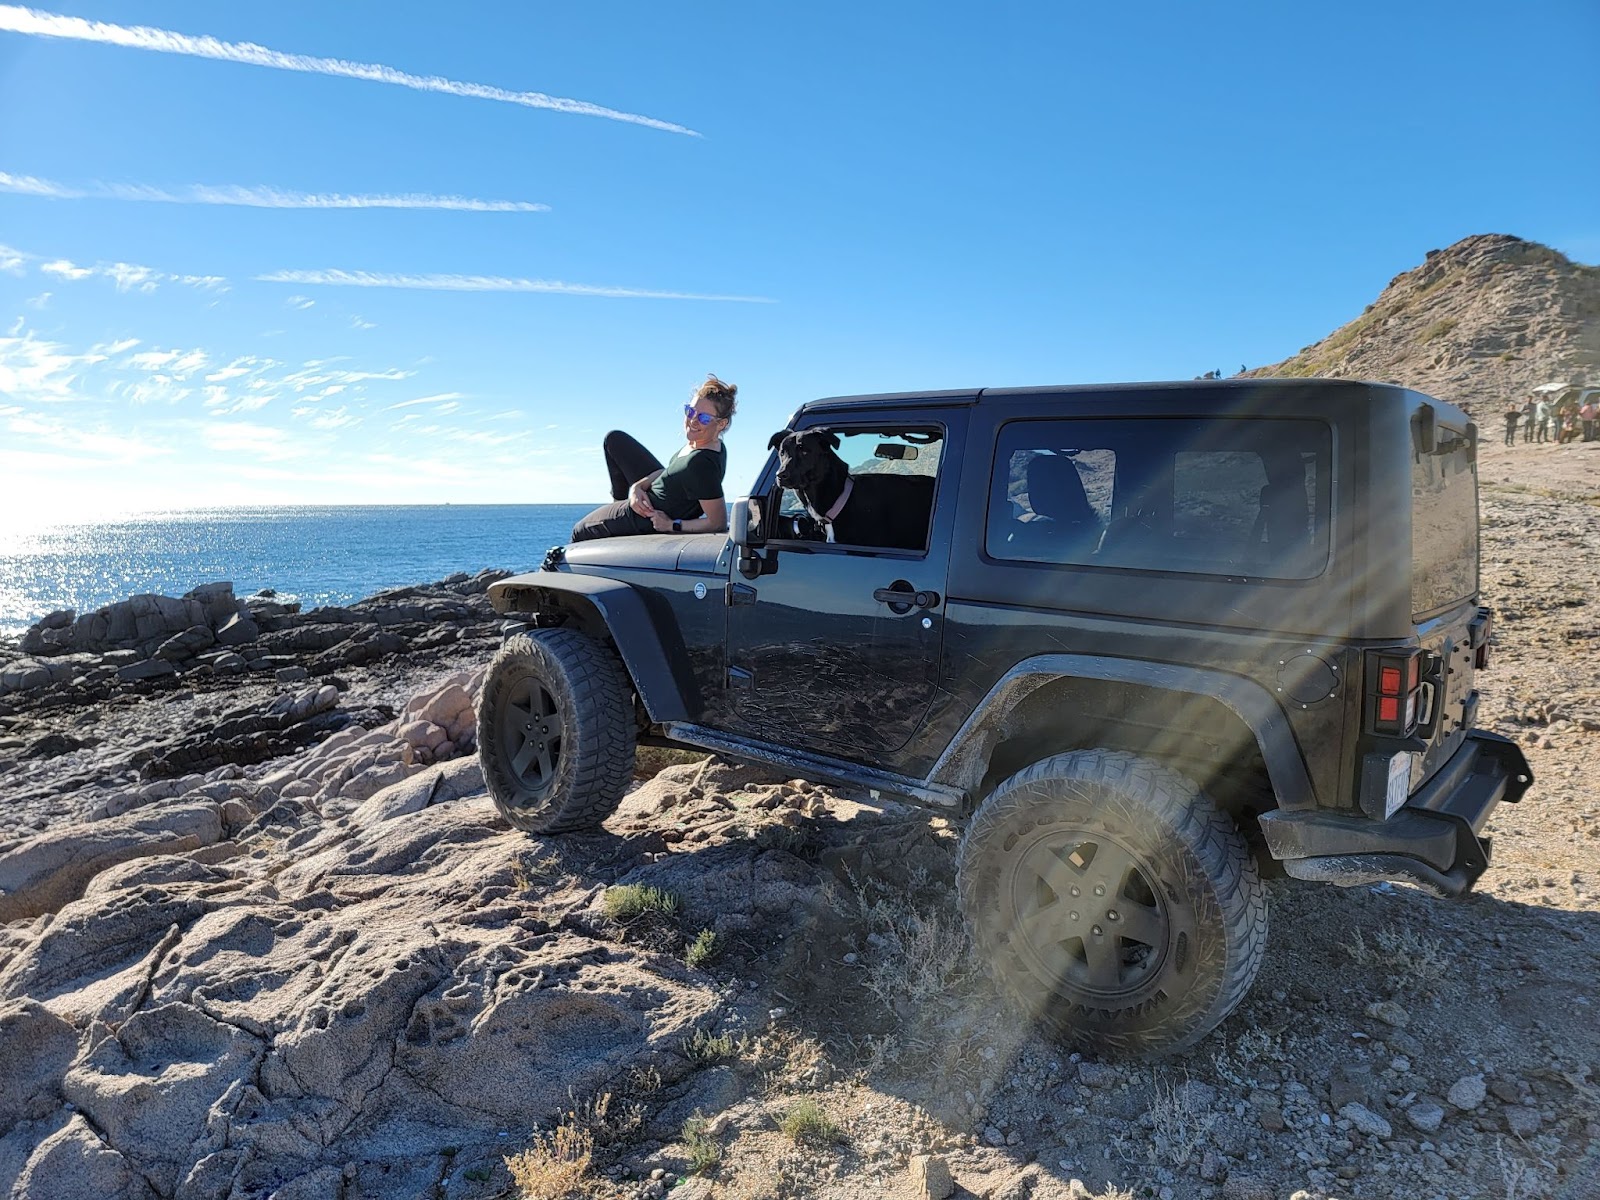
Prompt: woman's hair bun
<box><xmin>696</xmin><ymin>374</ymin><xmax>737</xmax><ymax>420</ymax></box>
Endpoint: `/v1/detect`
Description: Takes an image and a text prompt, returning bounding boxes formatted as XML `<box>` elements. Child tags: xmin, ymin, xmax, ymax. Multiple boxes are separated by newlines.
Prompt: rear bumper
<box><xmin>1257</xmin><ymin>732</ymin><xmax>1533</xmax><ymax>897</ymax></box>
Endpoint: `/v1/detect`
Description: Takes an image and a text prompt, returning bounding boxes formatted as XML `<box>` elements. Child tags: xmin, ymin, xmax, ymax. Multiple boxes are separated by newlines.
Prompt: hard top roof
<box><xmin>800</xmin><ymin>377</ymin><xmax>1439</xmax><ymax>413</ymax></box>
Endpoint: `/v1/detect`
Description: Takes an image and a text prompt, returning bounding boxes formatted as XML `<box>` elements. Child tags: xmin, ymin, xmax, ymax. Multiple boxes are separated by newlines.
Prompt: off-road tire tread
<box><xmin>477</xmin><ymin>629</ymin><xmax>637</xmax><ymax>833</ymax></box>
<box><xmin>956</xmin><ymin>748</ymin><xmax>1266</xmax><ymax>1056</ymax></box>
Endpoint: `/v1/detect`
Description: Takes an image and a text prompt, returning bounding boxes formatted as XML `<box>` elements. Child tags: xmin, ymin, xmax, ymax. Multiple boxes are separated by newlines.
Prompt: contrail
<box><xmin>0</xmin><ymin>5</ymin><xmax>699</xmax><ymax>136</ymax></box>
<box><xmin>259</xmin><ymin>269</ymin><xmax>774</xmax><ymax>304</ymax></box>
<box><xmin>0</xmin><ymin>172</ymin><xmax>549</xmax><ymax>212</ymax></box>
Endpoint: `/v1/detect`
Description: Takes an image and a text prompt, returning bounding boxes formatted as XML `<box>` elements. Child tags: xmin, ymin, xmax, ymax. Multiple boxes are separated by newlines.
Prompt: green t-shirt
<box><xmin>649</xmin><ymin>444</ymin><xmax>726</xmax><ymax>522</ymax></box>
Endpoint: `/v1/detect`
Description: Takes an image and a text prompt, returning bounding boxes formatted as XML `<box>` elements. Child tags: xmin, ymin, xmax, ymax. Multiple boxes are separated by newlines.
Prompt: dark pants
<box><xmin>571</xmin><ymin>431</ymin><xmax>663</xmax><ymax>542</ymax></box>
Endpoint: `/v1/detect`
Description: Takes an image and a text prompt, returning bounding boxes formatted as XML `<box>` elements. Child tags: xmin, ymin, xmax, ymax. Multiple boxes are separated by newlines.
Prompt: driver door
<box><xmin>725</xmin><ymin>410</ymin><xmax>963</xmax><ymax>761</ymax></box>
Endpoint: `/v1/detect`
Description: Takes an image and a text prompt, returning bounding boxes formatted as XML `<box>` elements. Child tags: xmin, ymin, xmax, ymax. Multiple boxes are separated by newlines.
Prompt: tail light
<box><xmin>1367</xmin><ymin>649</ymin><xmax>1422</xmax><ymax>737</ymax></box>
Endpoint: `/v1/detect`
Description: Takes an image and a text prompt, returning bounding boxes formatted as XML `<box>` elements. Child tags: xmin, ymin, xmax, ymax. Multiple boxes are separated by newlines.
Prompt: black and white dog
<box><xmin>767</xmin><ymin>429</ymin><xmax>932</xmax><ymax>551</ymax></box>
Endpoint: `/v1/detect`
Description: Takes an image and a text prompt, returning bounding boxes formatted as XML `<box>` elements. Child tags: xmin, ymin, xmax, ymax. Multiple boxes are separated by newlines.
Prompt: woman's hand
<box><xmin>649</xmin><ymin>511</ymin><xmax>675</xmax><ymax>533</ymax></box>
<box><xmin>629</xmin><ymin>481</ymin><xmax>657</xmax><ymax>517</ymax></box>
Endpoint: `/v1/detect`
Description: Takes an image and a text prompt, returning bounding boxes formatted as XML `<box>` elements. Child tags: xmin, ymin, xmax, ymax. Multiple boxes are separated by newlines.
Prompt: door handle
<box><xmin>872</xmin><ymin>587</ymin><xmax>940</xmax><ymax>610</ymax></box>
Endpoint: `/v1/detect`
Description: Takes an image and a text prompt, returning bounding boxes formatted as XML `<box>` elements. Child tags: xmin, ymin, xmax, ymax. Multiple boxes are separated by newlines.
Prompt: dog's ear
<box><xmin>827</xmin><ymin>432</ymin><xmax>840</xmax><ymax>450</ymax></box>
<box><xmin>768</xmin><ymin>431</ymin><xmax>787</xmax><ymax>451</ymax></box>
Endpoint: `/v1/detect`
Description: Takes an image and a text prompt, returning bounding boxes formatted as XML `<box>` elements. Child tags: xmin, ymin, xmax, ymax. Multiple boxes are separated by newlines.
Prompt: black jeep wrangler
<box><xmin>478</xmin><ymin>380</ymin><xmax>1532</xmax><ymax>1054</ymax></box>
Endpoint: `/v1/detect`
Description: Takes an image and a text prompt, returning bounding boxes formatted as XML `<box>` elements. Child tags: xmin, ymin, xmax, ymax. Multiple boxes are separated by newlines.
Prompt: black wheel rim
<box><xmin>1007</xmin><ymin>828</ymin><xmax>1171</xmax><ymax>998</ymax></box>
<box><xmin>501</xmin><ymin>677</ymin><xmax>562</xmax><ymax>798</ymax></box>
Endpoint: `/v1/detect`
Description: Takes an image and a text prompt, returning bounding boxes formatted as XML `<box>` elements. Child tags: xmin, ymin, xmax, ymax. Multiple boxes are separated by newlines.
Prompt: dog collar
<box><xmin>805</xmin><ymin>477</ymin><xmax>853</xmax><ymax>543</ymax></box>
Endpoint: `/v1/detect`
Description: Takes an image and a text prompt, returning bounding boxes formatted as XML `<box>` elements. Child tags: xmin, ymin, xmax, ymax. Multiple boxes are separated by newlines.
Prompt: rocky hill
<box><xmin>1249</xmin><ymin>233</ymin><xmax>1600</xmax><ymax>412</ymax></box>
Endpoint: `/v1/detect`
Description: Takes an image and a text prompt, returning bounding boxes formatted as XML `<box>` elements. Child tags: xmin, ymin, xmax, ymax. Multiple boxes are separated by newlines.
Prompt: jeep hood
<box><xmin>561</xmin><ymin>532</ymin><xmax>730</xmax><ymax>575</ymax></box>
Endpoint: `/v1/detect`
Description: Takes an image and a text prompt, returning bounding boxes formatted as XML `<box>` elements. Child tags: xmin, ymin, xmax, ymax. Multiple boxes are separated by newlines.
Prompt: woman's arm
<box><xmin>650</xmin><ymin>497</ymin><xmax>727</xmax><ymax>534</ymax></box>
<box><xmin>629</xmin><ymin>469</ymin><xmax>666</xmax><ymax>516</ymax></box>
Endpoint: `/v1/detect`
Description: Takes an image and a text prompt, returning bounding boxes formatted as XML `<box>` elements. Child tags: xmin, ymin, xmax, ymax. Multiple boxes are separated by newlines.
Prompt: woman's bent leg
<box><xmin>603</xmin><ymin>431</ymin><xmax>664</xmax><ymax>501</ymax></box>
<box><xmin>571</xmin><ymin>499</ymin><xmax>653</xmax><ymax>542</ymax></box>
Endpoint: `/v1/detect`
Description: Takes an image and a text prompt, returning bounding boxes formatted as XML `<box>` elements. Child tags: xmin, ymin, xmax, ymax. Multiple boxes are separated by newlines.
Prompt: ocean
<box><xmin>0</xmin><ymin>504</ymin><xmax>597</xmax><ymax>640</ymax></box>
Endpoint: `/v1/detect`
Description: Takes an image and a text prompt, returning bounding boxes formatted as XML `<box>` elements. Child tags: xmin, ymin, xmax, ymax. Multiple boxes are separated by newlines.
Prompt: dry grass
<box><xmin>504</xmin><ymin>1119</ymin><xmax>594</xmax><ymax>1200</ymax></box>
<box><xmin>1342</xmin><ymin>925</ymin><xmax>1451</xmax><ymax>994</ymax></box>
<box><xmin>565</xmin><ymin>1088</ymin><xmax>644</xmax><ymax>1148</ymax></box>
<box><xmin>1143</xmin><ymin>1078</ymin><xmax>1217</xmax><ymax>1168</ymax></box>
<box><xmin>1496</xmin><ymin>1138</ymin><xmax>1547</xmax><ymax>1200</ymax></box>
<box><xmin>848</xmin><ymin>873</ymin><xmax>971</xmax><ymax>1009</ymax></box>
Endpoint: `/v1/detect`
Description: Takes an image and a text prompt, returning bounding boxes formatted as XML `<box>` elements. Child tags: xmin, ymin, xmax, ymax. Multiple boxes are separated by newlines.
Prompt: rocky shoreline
<box><xmin>0</xmin><ymin>570</ymin><xmax>511</xmax><ymax>847</ymax></box>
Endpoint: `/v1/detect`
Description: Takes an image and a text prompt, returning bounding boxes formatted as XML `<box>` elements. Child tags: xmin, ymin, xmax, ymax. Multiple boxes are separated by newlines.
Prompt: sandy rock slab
<box><xmin>0</xmin><ymin>755</ymin><xmax>722</xmax><ymax>1200</ymax></box>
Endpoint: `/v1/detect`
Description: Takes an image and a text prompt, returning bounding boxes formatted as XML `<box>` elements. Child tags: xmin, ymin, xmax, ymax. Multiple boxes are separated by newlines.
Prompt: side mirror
<box><xmin>730</xmin><ymin>495</ymin><xmax>752</xmax><ymax>549</ymax></box>
<box><xmin>1411</xmin><ymin>403</ymin><xmax>1436</xmax><ymax>458</ymax></box>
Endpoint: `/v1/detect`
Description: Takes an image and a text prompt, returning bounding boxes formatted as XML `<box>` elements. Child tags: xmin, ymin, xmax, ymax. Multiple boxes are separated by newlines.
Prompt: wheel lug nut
<box><xmin>1069</xmin><ymin>886</ymin><xmax>1080</xmax><ymax>897</ymax></box>
<box><xmin>1069</xmin><ymin>911</ymin><xmax>1079</xmax><ymax>922</ymax></box>
<box><xmin>1091</xmin><ymin>925</ymin><xmax>1103</xmax><ymax>936</ymax></box>
<box><xmin>1093</xmin><ymin>885</ymin><xmax>1106</xmax><ymax>896</ymax></box>
<box><xmin>1108</xmin><ymin>909</ymin><xmax>1119</xmax><ymax>921</ymax></box>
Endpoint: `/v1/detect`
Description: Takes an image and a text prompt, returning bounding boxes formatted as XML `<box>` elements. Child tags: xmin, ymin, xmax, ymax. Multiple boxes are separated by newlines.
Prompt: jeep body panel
<box><xmin>488</xmin><ymin>562</ymin><xmax>724</xmax><ymax>724</ymax></box>
<box><xmin>725</xmin><ymin>401</ymin><xmax>969</xmax><ymax>758</ymax></box>
<box><xmin>924</xmin><ymin>653</ymin><xmax>1317</xmax><ymax>811</ymax></box>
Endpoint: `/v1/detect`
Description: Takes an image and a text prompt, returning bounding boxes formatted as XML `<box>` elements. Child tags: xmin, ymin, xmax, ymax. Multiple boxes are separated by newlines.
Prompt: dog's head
<box><xmin>768</xmin><ymin>429</ymin><xmax>842</xmax><ymax>493</ymax></box>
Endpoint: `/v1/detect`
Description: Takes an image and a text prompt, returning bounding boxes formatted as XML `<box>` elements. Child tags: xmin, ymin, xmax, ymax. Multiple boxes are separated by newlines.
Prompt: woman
<box><xmin>570</xmin><ymin>375</ymin><xmax>737</xmax><ymax>542</ymax></box>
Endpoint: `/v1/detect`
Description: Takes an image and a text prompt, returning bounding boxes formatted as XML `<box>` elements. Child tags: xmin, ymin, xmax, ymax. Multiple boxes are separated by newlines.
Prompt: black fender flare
<box><xmin>487</xmin><ymin>571</ymin><xmax>690</xmax><ymax>723</ymax></box>
<box><xmin>926</xmin><ymin>653</ymin><xmax>1315</xmax><ymax>811</ymax></box>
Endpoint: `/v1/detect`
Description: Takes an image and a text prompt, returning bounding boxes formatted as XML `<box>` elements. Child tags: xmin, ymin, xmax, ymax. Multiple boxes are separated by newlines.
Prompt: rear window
<box><xmin>1411</xmin><ymin>425</ymin><xmax>1479</xmax><ymax>616</ymax></box>
<box><xmin>986</xmin><ymin>417</ymin><xmax>1330</xmax><ymax>580</ymax></box>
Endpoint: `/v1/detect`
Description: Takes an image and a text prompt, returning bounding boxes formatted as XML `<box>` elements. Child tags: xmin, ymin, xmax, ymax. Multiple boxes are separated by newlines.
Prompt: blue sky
<box><xmin>2</xmin><ymin>0</ymin><xmax>1596</xmax><ymax>521</ymax></box>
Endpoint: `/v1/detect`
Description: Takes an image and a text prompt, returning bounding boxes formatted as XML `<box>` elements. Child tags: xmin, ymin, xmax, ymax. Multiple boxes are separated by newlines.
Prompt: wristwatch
<box><xmin>672</xmin><ymin>519</ymin><xmax>682</xmax><ymax>533</ymax></box>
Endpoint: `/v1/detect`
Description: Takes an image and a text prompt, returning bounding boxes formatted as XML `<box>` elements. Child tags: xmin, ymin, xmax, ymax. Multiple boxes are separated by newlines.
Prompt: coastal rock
<box><xmin>155</xmin><ymin>624</ymin><xmax>216</xmax><ymax>662</ymax></box>
<box><xmin>0</xmin><ymin>801</ymin><xmax>223</xmax><ymax>922</ymax></box>
<box><xmin>213</xmin><ymin>611</ymin><xmax>259</xmax><ymax>647</ymax></box>
<box><xmin>114</xmin><ymin>659</ymin><xmax>178</xmax><ymax>684</ymax></box>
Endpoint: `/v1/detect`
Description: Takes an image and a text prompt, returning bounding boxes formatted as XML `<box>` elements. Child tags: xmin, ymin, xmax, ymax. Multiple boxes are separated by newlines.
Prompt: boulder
<box><xmin>115</xmin><ymin>659</ymin><xmax>178</xmax><ymax>683</ymax></box>
<box><xmin>0</xmin><ymin>801</ymin><xmax>223</xmax><ymax>922</ymax></box>
<box><xmin>213</xmin><ymin>611</ymin><xmax>259</xmax><ymax>647</ymax></box>
<box><xmin>156</xmin><ymin>625</ymin><xmax>217</xmax><ymax>663</ymax></box>
<box><xmin>0</xmin><ymin>1001</ymin><xmax>79</xmax><ymax>1136</ymax></box>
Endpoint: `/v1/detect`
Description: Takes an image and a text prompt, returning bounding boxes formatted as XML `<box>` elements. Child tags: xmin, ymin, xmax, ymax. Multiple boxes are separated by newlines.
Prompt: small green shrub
<box><xmin>685</xmin><ymin>928</ymin><xmax>720</xmax><ymax>968</ymax></box>
<box><xmin>780</xmin><ymin>1098</ymin><xmax>846</xmax><ymax>1145</ymax></box>
<box><xmin>681</xmin><ymin>1112</ymin><xmax>721</xmax><ymax>1175</ymax></box>
<box><xmin>682</xmin><ymin>1029</ymin><xmax>736</xmax><ymax>1063</ymax></box>
<box><xmin>603</xmin><ymin>884</ymin><xmax>680</xmax><ymax>922</ymax></box>
<box><xmin>1422</xmin><ymin>317</ymin><xmax>1459</xmax><ymax>341</ymax></box>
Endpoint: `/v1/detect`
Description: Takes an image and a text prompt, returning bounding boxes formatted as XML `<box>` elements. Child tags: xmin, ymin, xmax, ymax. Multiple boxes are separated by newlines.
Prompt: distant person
<box><xmin>569</xmin><ymin>375</ymin><xmax>737</xmax><ymax>542</ymax></box>
<box><xmin>1534</xmin><ymin>397</ymin><xmax>1552</xmax><ymax>443</ymax></box>
<box><xmin>1582</xmin><ymin>396</ymin><xmax>1599</xmax><ymax>442</ymax></box>
<box><xmin>1503</xmin><ymin>402</ymin><xmax>1522</xmax><ymax>447</ymax></box>
<box><xmin>1521</xmin><ymin>398</ymin><xmax>1536</xmax><ymax>444</ymax></box>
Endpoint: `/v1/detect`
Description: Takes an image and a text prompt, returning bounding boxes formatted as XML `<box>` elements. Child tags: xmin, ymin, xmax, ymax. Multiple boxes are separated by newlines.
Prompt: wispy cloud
<box><xmin>0</xmin><ymin>6</ymin><xmax>698</xmax><ymax>136</ymax></box>
<box><xmin>385</xmin><ymin>392</ymin><xmax>465</xmax><ymax>410</ymax></box>
<box><xmin>0</xmin><ymin>171</ymin><xmax>549</xmax><ymax>212</ymax></box>
<box><xmin>19</xmin><ymin>245</ymin><xmax>228</xmax><ymax>293</ymax></box>
<box><xmin>349</xmin><ymin>315</ymin><xmax>376</xmax><ymax>330</ymax></box>
<box><xmin>285</xmin><ymin>295</ymin><xmax>315</xmax><ymax>310</ymax></box>
<box><xmin>258</xmin><ymin>269</ymin><xmax>775</xmax><ymax>303</ymax></box>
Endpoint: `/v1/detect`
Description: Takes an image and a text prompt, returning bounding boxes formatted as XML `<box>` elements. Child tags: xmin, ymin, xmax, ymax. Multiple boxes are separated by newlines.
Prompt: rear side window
<box><xmin>1411</xmin><ymin>425</ymin><xmax>1478</xmax><ymax>616</ymax></box>
<box><xmin>987</xmin><ymin>418</ymin><xmax>1330</xmax><ymax>580</ymax></box>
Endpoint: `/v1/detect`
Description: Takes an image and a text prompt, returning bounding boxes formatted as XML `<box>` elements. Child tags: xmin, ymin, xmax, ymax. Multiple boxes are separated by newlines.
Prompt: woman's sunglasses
<box><xmin>683</xmin><ymin>405</ymin><xmax>719</xmax><ymax>426</ymax></box>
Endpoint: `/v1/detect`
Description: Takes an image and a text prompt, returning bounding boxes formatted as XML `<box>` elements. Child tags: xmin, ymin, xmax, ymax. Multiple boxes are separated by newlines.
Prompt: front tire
<box><xmin>477</xmin><ymin>630</ymin><xmax>637</xmax><ymax>833</ymax></box>
<box><xmin>956</xmin><ymin>750</ymin><xmax>1266</xmax><ymax>1056</ymax></box>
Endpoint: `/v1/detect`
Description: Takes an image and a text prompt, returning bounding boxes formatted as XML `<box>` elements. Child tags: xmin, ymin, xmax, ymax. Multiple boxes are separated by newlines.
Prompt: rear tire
<box><xmin>477</xmin><ymin>629</ymin><xmax>637</xmax><ymax>833</ymax></box>
<box><xmin>956</xmin><ymin>749</ymin><xmax>1266</xmax><ymax>1056</ymax></box>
